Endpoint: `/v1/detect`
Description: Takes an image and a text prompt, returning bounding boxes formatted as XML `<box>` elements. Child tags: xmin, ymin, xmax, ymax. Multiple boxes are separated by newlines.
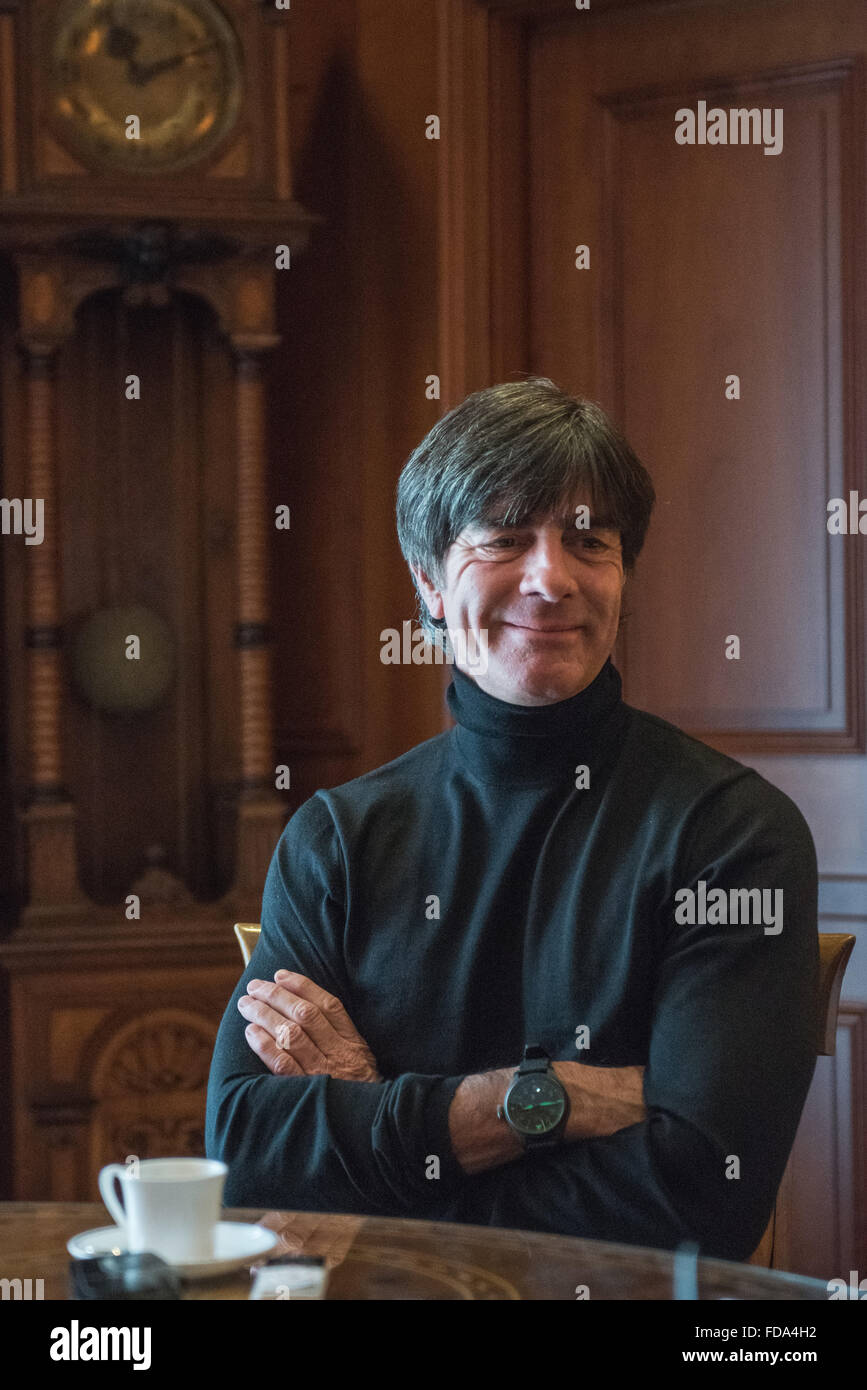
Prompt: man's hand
<box><xmin>238</xmin><ymin>971</ymin><xmax>382</xmax><ymax>1083</ymax></box>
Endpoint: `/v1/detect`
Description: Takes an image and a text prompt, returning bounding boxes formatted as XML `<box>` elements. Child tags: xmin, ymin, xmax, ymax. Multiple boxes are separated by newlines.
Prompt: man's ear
<box><xmin>411</xmin><ymin>563</ymin><xmax>445</xmax><ymax>620</ymax></box>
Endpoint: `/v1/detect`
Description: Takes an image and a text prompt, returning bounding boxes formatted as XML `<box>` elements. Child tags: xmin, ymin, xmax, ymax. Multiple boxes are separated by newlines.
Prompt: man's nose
<box><xmin>518</xmin><ymin>537</ymin><xmax>579</xmax><ymax>600</ymax></box>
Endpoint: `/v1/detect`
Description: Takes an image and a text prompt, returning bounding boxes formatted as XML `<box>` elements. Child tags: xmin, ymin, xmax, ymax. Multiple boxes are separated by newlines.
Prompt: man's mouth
<box><xmin>505</xmin><ymin>622</ymin><xmax>583</xmax><ymax>633</ymax></box>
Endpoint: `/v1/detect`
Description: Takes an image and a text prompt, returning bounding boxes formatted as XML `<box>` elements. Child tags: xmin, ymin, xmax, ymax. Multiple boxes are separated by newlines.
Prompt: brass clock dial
<box><xmin>46</xmin><ymin>0</ymin><xmax>244</xmax><ymax>174</ymax></box>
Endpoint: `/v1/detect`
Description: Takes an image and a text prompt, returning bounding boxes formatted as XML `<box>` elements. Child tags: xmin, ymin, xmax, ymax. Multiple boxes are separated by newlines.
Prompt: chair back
<box><xmin>234</xmin><ymin>922</ymin><xmax>261</xmax><ymax>967</ymax></box>
<box><xmin>817</xmin><ymin>932</ymin><xmax>855</xmax><ymax>1055</ymax></box>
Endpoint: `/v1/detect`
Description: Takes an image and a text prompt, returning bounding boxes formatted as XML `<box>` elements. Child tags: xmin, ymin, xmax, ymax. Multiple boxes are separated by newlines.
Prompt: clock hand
<box><xmin>133</xmin><ymin>42</ymin><xmax>219</xmax><ymax>86</ymax></box>
<box><xmin>105</xmin><ymin>24</ymin><xmax>145</xmax><ymax>84</ymax></box>
<box><xmin>105</xmin><ymin>25</ymin><xmax>140</xmax><ymax>62</ymax></box>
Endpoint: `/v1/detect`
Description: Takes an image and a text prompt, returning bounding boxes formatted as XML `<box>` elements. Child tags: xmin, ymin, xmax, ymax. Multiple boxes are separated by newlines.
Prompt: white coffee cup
<box><xmin>98</xmin><ymin>1157</ymin><xmax>228</xmax><ymax>1263</ymax></box>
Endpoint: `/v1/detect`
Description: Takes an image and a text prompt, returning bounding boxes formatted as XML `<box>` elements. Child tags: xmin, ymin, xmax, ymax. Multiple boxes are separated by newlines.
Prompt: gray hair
<box><xmin>396</xmin><ymin>377</ymin><xmax>656</xmax><ymax>651</ymax></box>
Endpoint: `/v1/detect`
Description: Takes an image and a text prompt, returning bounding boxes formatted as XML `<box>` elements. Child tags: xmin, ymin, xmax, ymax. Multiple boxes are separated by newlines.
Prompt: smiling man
<box><xmin>206</xmin><ymin>378</ymin><xmax>817</xmax><ymax>1260</ymax></box>
<box><xmin>415</xmin><ymin>502</ymin><xmax>625</xmax><ymax>706</ymax></box>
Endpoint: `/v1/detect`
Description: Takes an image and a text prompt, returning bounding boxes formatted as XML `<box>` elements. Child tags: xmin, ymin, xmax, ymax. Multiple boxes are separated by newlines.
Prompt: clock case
<box><xmin>0</xmin><ymin>0</ymin><xmax>324</xmax><ymax>1207</ymax></box>
<box><xmin>44</xmin><ymin>0</ymin><xmax>246</xmax><ymax>177</ymax></box>
<box><xmin>5</xmin><ymin>0</ymin><xmax>307</xmax><ymax>219</ymax></box>
<box><xmin>0</xmin><ymin>0</ymin><xmax>320</xmax><ymax>918</ymax></box>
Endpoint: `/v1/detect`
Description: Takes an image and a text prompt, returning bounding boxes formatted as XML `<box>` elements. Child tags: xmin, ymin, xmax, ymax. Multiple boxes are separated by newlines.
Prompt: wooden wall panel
<box><xmin>267</xmin><ymin>0</ymin><xmax>456</xmax><ymax>805</ymax></box>
<box><xmin>352</xmin><ymin>0</ymin><xmax>451</xmax><ymax>768</ymax></box>
<box><xmin>606</xmin><ymin>68</ymin><xmax>860</xmax><ymax>746</ymax></box>
<box><xmin>0</xmin><ymin>258</ymin><xmax>21</xmax><ymax>928</ymax></box>
<box><xmin>528</xmin><ymin>16</ymin><xmax>866</xmax><ymax>754</ymax></box>
<box><xmin>0</xmin><ymin>10</ymin><xmax>17</xmax><ymax>196</ymax></box>
<box><xmin>781</xmin><ymin>1007</ymin><xmax>867</xmax><ymax>1279</ymax></box>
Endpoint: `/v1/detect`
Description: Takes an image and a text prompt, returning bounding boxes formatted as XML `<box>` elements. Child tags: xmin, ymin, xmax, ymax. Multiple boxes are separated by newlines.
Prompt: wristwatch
<box><xmin>497</xmin><ymin>1044</ymin><xmax>570</xmax><ymax>1150</ymax></box>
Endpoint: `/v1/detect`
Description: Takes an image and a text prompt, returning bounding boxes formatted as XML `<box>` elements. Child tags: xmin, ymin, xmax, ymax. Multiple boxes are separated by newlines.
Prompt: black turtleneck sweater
<box><xmin>205</xmin><ymin>660</ymin><xmax>817</xmax><ymax>1261</ymax></box>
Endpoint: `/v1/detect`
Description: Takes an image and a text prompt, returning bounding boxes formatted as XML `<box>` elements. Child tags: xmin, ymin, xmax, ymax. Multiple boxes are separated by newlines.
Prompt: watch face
<box><xmin>505</xmin><ymin>1076</ymin><xmax>566</xmax><ymax>1136</ymax></box>
<box><xmin>46</xmin><ymin>0</ymin><xmax>244</xmax><ymax>174</ymax></box>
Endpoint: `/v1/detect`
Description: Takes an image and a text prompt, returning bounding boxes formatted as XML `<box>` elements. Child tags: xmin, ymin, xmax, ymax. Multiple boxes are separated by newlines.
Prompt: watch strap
<box><xmin>518</xmin><ymin>1044</ymin><xmax>550</xmax><ymax>1074</ymax></box>
<box><xmin>525</xmin><ymin>1133</ymin><xmax>561</xmax><ymax>1150</ymax></box>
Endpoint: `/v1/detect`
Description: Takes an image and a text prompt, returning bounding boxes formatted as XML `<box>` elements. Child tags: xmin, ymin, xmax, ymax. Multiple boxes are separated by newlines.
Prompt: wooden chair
<box><xmin>232</xmin><ymin>922</ymin><xmax>855</xmax><ymax>1266</ymax></box>
<box><xmin>748</xmin><ymin>931</ymin><xmax>855</xmax><ymax>1267</ymax></box>
<box><xmin>234</xmin><ymin>921</ymin><xmax>262</xmax><ymax>967</ymax></box>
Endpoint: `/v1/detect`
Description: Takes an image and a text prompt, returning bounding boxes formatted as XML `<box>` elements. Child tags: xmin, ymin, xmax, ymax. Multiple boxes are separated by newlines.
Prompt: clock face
<box><xmin>505</xmin><ymin>1076</ymin><xmax>566</xmax><ymax>1135</ymax></box>
<box><xmin>46</xmin><ymin>0</ymin><xmax>244</xmax><ymax>174</ymax></box>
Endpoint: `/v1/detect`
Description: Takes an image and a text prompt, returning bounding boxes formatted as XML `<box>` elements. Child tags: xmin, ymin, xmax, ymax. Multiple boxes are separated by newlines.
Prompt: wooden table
<box><xmin>0</xmin><ymin>1202</ymin><xmax>833</xmax><ymax>1300</ymax></box>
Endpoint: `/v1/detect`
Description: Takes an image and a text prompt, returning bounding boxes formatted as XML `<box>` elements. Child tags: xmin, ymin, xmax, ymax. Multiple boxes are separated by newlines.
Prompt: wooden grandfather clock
<box><xmin>0</xmin><ymin>0</ymin><xmax>320</xmax><ymax>1199</ymax></box>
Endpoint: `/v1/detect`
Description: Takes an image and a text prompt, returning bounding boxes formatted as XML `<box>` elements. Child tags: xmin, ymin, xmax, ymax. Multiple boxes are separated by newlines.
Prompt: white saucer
<box><xmin>67</xmin><ymin>1222</ymin><xmax>279</xmax><ymax>1281</ymax></box>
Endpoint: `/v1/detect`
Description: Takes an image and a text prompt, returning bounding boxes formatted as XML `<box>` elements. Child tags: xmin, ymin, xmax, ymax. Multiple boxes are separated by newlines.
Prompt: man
<box><xmin>206</xmin><ymin>378</ymin><xmax>817</xmax><ymax>1261</ymax></box>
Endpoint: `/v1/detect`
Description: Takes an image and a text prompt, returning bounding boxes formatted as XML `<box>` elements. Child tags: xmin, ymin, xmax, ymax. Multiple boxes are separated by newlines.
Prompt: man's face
<box><xmin>413</xmin><ymin>498</ymin><xmax>626</xmax><ymax>705</ymax></box>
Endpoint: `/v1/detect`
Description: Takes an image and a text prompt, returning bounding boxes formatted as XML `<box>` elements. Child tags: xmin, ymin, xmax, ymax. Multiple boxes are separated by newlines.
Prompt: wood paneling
<box><xmin>0</xmin><ymin>11</ymin><xmax>17</xmax><ymax>195</ymax></box>
<box><xmin>268</xmin><ymin>0</ymin><xmax>460</xmax><ymax>797</ymax></box>
<box><xmin>604</xmin><ymin>63</ymin><xmax>860</xmax><ymax>747</ymax></box>
<box><xmin>779</xmin><ymin>1007</ymin><xmax>867</xmax><ymax>1279</ymax></box>
<box><xmin>0</xmin><ymin>259</ymin><xmax>21</xmax><ymax>930</ymax></box>
<box><xmin>528</xmin><ymin>22</ymin><xmax>865</xmax><ymax>752</ymax></box>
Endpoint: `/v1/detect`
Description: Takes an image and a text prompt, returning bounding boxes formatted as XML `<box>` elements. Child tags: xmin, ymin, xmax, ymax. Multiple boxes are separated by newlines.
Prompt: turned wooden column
<box><xmin>234</xmin><ymin>348</ymin><xmax>274</xmax><ymax>790</ymax></box>
<box><xmin>19</xmin><ymin>341</ymin><xmax>86</xmax><ymax>914</ymax></box>
<box><xmin>229</xmin><ymin>343</ymin><xmax>287</xmax><ymax>901</ymax></box>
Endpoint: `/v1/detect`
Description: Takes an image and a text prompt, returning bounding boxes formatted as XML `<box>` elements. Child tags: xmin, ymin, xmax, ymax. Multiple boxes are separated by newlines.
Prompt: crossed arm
<box><xmin>237</xmin><ymin>970</ymin><xmax>646</xmax><ymax>1174</ymax></box>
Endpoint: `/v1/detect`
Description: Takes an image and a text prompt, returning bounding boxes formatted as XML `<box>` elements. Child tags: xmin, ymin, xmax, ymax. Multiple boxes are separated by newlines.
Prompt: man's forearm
<box><xmin>448</xmin><ymin>1060</ymin><xmax>646</xmax><ymax>1176</ymax></box>
<box><xmin>561</xmin><ymin>1059</ymin><xmax>646</xmax><ymax>1140</ymax></box>
<box><xmin>447</xmin><ymin>1068</ymin><xmax>524</xmax><ymax>1175</ymax></box>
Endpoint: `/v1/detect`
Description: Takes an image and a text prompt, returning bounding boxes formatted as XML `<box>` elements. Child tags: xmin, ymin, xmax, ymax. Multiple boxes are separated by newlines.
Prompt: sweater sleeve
<box><xmin>205</xmin><ymin>793</ymin><xmax>466</xmax><ymax>1214</ymax></box>
<box><xmin>453</xmin><ymin>775</ymin><xmax>819</xmax><ymax>1261</ymax></box>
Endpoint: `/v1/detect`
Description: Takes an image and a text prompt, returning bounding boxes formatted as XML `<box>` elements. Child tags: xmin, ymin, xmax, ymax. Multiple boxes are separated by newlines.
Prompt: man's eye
<box><xmin>566</xmin><ymin>532</ymin><xmax>605</xmax><ymax>549</ymax></box>
<box><xmin>478</xmin><ymin>532</ymin><xmax>613</xmax><ymax>551</ymax></box>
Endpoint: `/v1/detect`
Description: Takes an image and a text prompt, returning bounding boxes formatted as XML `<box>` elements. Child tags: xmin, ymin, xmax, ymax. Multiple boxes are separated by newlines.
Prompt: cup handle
<box><xmin>98</xmin><ymin>1164</ymin><xmax>128</xmax><ymax>1230</ymax></box>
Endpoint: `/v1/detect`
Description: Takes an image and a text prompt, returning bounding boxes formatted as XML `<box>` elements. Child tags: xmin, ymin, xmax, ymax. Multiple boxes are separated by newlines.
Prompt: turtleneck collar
<box><xmin>445</xmin><ymin>658</ymin><xmax>627</xmax><ymax>787</ymax></box>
